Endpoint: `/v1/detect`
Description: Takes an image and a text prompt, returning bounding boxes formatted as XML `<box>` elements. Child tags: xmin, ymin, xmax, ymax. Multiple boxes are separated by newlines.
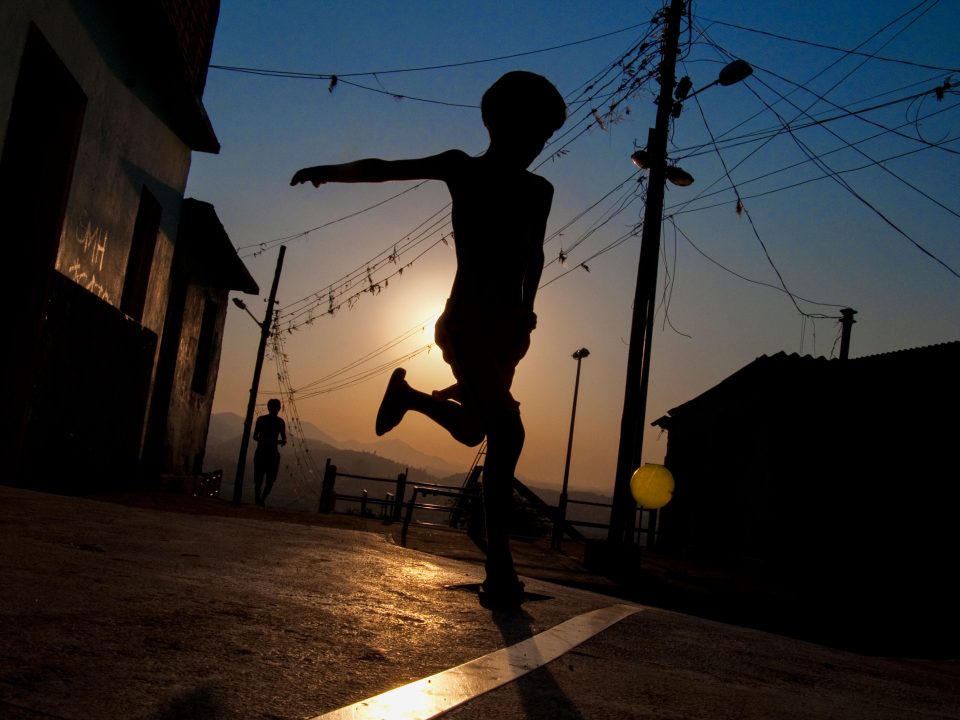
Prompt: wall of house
<box><xmin>2</xmin><ymin>3</ymin><xmax>191</xmax><ymax>333</ymax></box>
<box><xmin>0</xmin><ymin>1</ymin><xmax>205</xmax><ymax>489</ymax></box>
<box><xmin>162</xmin><ymin>284</ymin><xmax>229</xmax><ymax>475</ymax></box>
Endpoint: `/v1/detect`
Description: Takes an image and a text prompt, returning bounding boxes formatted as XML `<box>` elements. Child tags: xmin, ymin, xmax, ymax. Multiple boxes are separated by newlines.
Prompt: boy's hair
<box><xmin>267</xmin><ymin>398</ymin><xmax>281</xmax><ymax>412</ymax></box>
<box><xmin>481</xmin><ymin>71</ymin><xmax>566</xmax><ymax>136</ymax></box>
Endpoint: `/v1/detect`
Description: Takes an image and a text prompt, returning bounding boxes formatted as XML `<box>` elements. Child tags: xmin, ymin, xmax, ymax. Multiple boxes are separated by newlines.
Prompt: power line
<box><xmin>688</xmin><ymin>82</ymin><xmax>812</xmax><ymax>317</ymax></box>
<box><xmin>672</xmin><ymin>1</ymin><xmax>948</xmax><ymax>179</ymax></box>
<box><xmin>699</xmin><ymin>15</ymin><xmax>959</xmax><ymax>74</ymax></box>
<box><xmin>295</xmin><ymin>314</ymin><xmax>439</xmax><ymax>393</ymax></box>
<box><xmin>294</xmin><ymin>344</ymin><xmax>434</xmax><ymax>399</ymax></box>
<box><xmin>666</xmin><ymin>16</ymin><xmax>960</xmax><ymax>278</ymax></box>
<box><xmin>746</xmin><ymin>66</ymin><xmax>960</xmax><ymax>220</ymax></box>
<box><xmin>666</xmin><ymin>215</ymin><xmax>844</xmax><ymax>313</ymax></box>
<box><xmin>672</xmin><ymin>87</ymin><xmax>960</xmax><ymax>165</ymax></box>
<box><xmin>669</xmin><ymin>133</ymin><xmax>960</xmax><ymax>217</ymax></box>
<box><xmin>211</xmin><ymin>21</ymin><xmax>651</xmax><ymax>79</ymax></box>
<box><xmin>277</xmin><ymin>203</ymin><xmax>450</xmax><ymax>317</ymax></box>
<box><xmin>743</xmin><ymin>73</ymin><xmax>960</xmax><ymax>279</ymax></box>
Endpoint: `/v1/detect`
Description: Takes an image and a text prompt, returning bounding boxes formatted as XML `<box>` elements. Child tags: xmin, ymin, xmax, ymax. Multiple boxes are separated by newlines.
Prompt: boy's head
<box><xmin>267</xmin><ymin>398</ymin><xmax>281</xmax><ymax>414</ymax></box>
<box><xmin>482</xmin><ymin>71</ymin><xmax>566</xmax><ymax>166</ymax></box>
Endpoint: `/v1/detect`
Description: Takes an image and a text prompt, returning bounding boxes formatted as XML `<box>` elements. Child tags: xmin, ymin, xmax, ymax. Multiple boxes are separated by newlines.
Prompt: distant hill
<box><xmin>206</xmin><ymin>413</ymin><xmax>463</xmax><ymax>479</ymax></box>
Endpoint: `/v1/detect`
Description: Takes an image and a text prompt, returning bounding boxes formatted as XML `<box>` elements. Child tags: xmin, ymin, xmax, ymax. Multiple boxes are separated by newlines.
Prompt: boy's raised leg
<box><xmin>376</xmin><ymin>368</ymin><xmax>485</xmax><ymax>446</ymax></box>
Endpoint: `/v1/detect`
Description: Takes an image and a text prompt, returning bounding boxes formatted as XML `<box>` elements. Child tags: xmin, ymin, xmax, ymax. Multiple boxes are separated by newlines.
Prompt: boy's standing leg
<box><xmin>261</xmin><ymin>453</ymin><xmax>280</xmax><ymax>505</ymax></box>
<box><xmin>479</xmin><ymin>408</ymin><xmax>526</xmax><ymax>606</ymax></box>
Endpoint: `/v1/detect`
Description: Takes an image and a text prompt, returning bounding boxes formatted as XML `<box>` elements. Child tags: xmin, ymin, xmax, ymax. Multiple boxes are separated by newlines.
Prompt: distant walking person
<box><xmin>253</xmin><ymin>399</ymin><xmax>287</xmax><ymax>507</ymax></box>
<box><xmin>291</xmin><ymin>71</ymin><xmax>566</xmax><ymax>608</ymax></box>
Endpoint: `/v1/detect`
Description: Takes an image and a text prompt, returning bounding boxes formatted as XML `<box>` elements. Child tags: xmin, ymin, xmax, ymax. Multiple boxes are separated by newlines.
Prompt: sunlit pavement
<box><xmin>1</xmin><ymin>486</ymin><xmax>958</xmax><ymax>720</ymax></box>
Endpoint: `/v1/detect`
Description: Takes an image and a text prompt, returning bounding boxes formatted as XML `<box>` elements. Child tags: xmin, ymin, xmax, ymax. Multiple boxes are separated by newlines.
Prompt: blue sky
<box><xmin>187</xmin><ymin>1</ymin><xmax>959</xmax><ymax>492</ymax></box>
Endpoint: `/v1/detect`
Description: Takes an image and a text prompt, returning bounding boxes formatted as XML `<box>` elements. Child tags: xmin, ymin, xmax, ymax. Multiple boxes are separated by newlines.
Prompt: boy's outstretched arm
<box><xmin>291</xmin><ymin>150</ymin><xmax>464</xmax><ymax>187</ymax></box>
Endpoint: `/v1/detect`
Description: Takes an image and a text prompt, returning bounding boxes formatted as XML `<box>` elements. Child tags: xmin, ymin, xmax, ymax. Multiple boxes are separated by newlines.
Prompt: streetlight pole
<box><xmin>552</xmin><ymin>347</ymin><xmax>590</xmax><ymax>550</ymax></box>
<box><xmin>608</xmin><ymin>0</ymin><xmax>686</xmax><ymax>546</ymax></box>
<box><xmin>232</xmin><ymin>244</ymin><xmax>286</xmax><ymax>504</ymax></box>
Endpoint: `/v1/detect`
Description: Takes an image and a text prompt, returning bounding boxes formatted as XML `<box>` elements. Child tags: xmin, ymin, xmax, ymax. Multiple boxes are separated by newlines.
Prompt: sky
<box><xmin>186</xmin><ymin>0</ymin><xmax>960</xmax><ymax>495</ymax></box>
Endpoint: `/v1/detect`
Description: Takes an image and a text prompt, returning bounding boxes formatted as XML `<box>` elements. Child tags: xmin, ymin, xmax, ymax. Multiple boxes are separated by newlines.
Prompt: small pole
<box><xmin>394</xmin><ymin>470</ymin><xmax>408</xmax><ymax>521</ymax></box>
<box><xmin>553</xmin><ymin>348</ymin><xmax>589</xmax><ymax>550</ymax></box>
<box><xmin>232</xmin><ymin>245</ymin><xmax>286</xmax><ymax>504</ymax></box>
<box><xmin>319</xmin><ymin>458</ymin><xmax>337</xmax><ymax>513</ymax></box>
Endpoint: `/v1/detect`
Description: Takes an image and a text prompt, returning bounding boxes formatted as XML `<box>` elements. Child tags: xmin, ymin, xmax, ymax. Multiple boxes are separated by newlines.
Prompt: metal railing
<box><xmin>400</xmin><ymin>484</ymin><xmax>481</xmax><ymax>546</ymax></box>
<box><xmin>318</xmin><ymin>457</ymin><xmax>658</xmax><ymax>548</ymax></box>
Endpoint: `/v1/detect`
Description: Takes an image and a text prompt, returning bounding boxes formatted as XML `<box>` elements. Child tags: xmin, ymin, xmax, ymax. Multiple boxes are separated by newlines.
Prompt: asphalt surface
<box><xmin>1</xmin><ymin>486</ymin><xmax>958</xmax><ymax>720</ymax></box>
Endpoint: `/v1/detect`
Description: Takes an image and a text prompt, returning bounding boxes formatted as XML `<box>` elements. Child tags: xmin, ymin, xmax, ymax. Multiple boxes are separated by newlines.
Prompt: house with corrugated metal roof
<box><xmin>652</xmin><ymin>342</ymin><xmax>959</xmax><ymax>647</ymax></box>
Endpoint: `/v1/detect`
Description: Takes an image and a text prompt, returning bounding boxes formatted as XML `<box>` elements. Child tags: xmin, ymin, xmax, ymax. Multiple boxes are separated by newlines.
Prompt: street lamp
<box><xmin>608</xmin><ymin>2</ymin><xmax>753</xmax><ymax>548</ymax></box>
<box><xmin>552</xmin><ymin>347</ymin><xmax>590</xmax><ymax>551</ymax></box>
<box><xmin>232</xmin><ymin>297</ymin><xmax>264</xmax><ymax>328</ymax></box>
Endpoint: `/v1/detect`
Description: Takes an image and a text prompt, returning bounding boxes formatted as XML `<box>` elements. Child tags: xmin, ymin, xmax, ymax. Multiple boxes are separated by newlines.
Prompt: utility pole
<box><xmin>233</xmin><ymin>244</ymin><xmax>287</xmax><ymax>504</ymax></box>
<box><xmin>608</xmin><ymin>0</ymin><xmax>686</xmax><ymax>546</ymax></box>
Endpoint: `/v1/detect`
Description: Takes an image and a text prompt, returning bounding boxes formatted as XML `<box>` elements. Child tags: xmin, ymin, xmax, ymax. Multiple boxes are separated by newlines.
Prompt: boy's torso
<box><xmin>444</xmin><ymin>154</ymin><xmax>551</xmax><ymax>311</ymax></box>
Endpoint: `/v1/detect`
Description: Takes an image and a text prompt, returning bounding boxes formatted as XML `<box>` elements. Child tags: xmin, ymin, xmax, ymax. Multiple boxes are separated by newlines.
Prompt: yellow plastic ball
<box><xmin>630</xmin><ymin>464</ymin><xmax>674</xmax><ymax>509</ymax></box>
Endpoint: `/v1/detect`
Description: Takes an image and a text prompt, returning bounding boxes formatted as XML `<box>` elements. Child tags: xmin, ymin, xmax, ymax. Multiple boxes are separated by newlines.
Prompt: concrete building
<box><xmin>0</xmin><ymin>1</ymin><xmax>256</xmax><ymax>491</ymax></box>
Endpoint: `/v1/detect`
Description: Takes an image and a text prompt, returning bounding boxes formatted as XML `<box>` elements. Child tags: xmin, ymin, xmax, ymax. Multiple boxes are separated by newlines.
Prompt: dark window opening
<box><xmin>192</xmin><ymin>297</ymin><xmax>218</xmax><ymax>394</ymax></box>
<box><xmin>120</xmin><ymin>187</ymin><xmax>161</xmax><ymax>321</ymax></box>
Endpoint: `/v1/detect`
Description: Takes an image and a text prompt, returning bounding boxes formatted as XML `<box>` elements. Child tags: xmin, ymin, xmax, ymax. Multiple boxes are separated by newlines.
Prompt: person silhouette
<box><xmin>253</xmin><ymin>398</ymin><xmax>287</xmax><ymax>507</ymax></box>
<box><xmin>291</xmin><ymin>71</ymin><xmax>566</xmax><ymax>607</ymax></box>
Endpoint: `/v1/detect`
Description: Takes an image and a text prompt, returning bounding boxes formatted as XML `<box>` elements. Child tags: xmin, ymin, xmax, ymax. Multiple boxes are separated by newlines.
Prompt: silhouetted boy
<box><xmin>291</xmin><ymin>71</ymin><xmax>566</xmax><ymax>607</ymax></box>
<box><xmin>253</xmin><ymin>398</ymin><xmax>287</xmax><ymax>507</ymax></box>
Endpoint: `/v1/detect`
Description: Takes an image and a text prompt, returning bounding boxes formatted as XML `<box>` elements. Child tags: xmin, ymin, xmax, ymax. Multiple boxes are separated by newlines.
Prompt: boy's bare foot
<box><xmin>376</xmin><ymin>368</ymin><xmax>410</xmax><ymax>436</ymax></box>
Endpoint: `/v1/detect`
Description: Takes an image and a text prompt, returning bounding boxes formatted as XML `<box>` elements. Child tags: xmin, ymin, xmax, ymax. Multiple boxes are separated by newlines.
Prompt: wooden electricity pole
<box><xmin>608</xmin><ymin>0</ymin><xmax>686</xmax><ymax>545</ymax></box>
<box><xmin>233</xmin><ymin>244</ymin><xmax>286</xmax><ymax>504</ymax></box>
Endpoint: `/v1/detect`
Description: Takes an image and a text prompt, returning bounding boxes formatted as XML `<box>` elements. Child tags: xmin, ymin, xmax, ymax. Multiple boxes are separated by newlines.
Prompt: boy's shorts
<box><xmin>434</xmin><ymin>299</ymin><xmax>534</xmax><ymax>418</ymax></box>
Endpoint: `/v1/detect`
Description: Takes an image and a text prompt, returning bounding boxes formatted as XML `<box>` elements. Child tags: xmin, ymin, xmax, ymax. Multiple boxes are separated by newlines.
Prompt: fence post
<box><xmin>393</xmin><ymin>470</ymin><xmax>407</xmax><ymax>521</ymax></box>
<box><xmin>319</xmin><ymin>458</ymin><xmax>337</xmax><ymax>513</ymax></box>
<box><xmin>360</xmin><ymin>489</ymin><xmax>368</xmax><ymax>517</ymax></box>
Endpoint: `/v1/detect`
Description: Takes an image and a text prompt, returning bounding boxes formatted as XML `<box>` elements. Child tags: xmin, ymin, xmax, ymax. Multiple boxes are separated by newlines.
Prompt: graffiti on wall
<box><xmin>63</xmin><ymin>220</ymin><xmax>111</xmax><ymax>302</ymax></box>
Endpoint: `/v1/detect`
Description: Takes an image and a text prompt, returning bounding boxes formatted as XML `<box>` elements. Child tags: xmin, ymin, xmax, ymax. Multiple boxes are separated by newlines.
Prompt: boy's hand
<box><xmin>290</xmin><ymin>167</ymin><xmax>327</xmax><ymax>187</ymax></box>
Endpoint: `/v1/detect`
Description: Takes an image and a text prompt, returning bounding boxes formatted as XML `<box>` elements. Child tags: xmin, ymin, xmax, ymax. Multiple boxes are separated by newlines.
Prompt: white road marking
<box><xmin>309</xmin><ymin>603</ymin><xmax>642</xmax><ymax>720</ymax></box>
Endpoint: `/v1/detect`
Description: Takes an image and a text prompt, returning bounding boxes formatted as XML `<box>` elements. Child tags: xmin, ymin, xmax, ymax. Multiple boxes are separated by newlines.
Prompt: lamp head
<box><xmin>718</xmin><ymin>59</ymin><xmax>753</xmax><ymax>86</ymax></box>
<box><xmin>630</xmin><ymin>149</ymin><xmax>651</xmax><ymax>170</ymax></box>
<box><xmin>665</xmin><ymin>166</ymin><xmax>695</xmax><ymax>186</ymax></box>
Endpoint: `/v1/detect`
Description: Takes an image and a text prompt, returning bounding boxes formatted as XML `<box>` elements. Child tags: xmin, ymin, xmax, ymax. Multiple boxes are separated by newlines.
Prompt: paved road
<box><xmin>1</xmin><ymin>487</ymin><xmax>957</xmax><ymax>719</ymax></box>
